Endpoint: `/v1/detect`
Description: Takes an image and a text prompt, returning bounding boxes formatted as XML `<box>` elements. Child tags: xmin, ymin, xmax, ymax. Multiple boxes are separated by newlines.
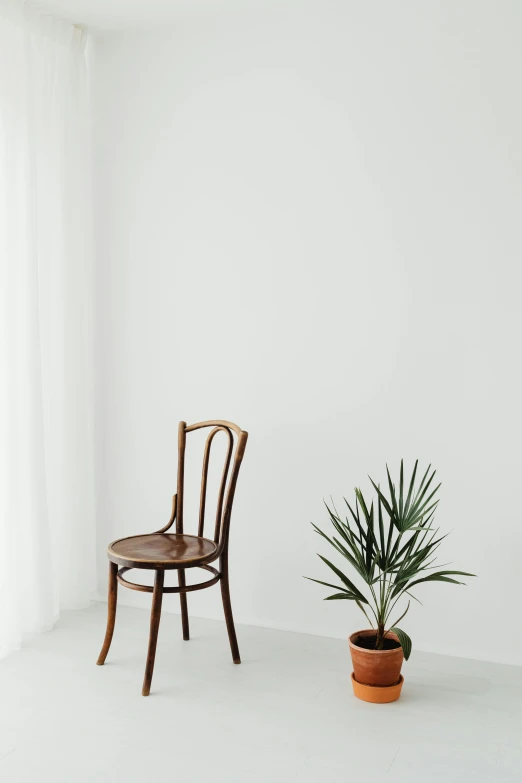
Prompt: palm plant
<box><xmin>307</xmin><ymin>461</ymin><xmax>474</xmax><ymax>659</ymax></box>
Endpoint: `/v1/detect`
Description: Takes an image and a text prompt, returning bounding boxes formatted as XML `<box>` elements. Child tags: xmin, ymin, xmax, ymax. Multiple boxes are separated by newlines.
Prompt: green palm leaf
<box><xmin>304</xmin><ymin>577</ymin><xmax>352</xmax><ymax>593</ymax></box>
<box><xmin>389</xmin><ymin>626</ymin><xmax>412</xmax><ymax>661</ymax></box>
<box><xmin>317</xmin><ymin>555</ymin><xmax>369</xmax><ymax>604</ymax></box>
<box><xmin>405</xmin><ymin>570</ymin><xmax>475</xmax><ymax>591</ymax></box>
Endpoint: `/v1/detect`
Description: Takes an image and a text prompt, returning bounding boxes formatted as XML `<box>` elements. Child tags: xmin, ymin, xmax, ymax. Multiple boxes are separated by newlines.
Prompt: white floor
<box><xmin>1</xmin><ymin>604</ymin><xmax>522</xmax><ymax>782</ymax></box>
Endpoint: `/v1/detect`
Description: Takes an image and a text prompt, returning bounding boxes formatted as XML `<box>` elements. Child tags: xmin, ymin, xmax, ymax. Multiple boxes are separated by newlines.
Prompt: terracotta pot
<box><xmin>349</xmin><ymin>629</ymin><xmax>404</xmax><ymax>687</ymax></box>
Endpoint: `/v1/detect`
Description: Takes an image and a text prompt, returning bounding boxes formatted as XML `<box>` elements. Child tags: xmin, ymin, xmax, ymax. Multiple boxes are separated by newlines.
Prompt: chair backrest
<box><xmin>176</xmin><ymin>420</ymin><xmax>248</xmax><ymax>554</ymax></box>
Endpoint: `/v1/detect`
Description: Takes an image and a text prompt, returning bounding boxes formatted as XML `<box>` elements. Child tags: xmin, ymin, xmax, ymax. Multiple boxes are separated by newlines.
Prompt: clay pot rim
<box><xmin>349</xmin><ymin>628</ymin><xmax>401</xmax><ymax>656</ymax></box>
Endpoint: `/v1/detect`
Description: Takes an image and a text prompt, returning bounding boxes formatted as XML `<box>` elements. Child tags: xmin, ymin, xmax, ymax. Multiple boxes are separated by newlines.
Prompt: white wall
<box><xmin>91</xmin><ymin>1</ymin><xmax>522</xmax><ymax>665</ymax></box>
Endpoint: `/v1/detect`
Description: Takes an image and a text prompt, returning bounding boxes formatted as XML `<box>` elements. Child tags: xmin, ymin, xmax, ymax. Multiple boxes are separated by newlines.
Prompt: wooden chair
<box><xmin>96</xmin><ymin>419</ymin><xmax>248</xmax><ymax>695</ymax></box>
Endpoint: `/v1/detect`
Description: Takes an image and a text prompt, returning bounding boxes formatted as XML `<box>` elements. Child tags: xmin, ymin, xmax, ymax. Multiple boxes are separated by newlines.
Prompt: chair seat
<box><xmin>108</xmin><ymin>533</ymin><xmax>218</xmax><ymax>570</ymax></box>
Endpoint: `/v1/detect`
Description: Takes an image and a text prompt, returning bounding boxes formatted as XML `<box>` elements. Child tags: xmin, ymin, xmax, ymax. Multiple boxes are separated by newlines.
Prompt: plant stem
<box><xmin>375</xmin><ymin>622</ymin><xmax>385</xmax><ymax>649</ymax></box>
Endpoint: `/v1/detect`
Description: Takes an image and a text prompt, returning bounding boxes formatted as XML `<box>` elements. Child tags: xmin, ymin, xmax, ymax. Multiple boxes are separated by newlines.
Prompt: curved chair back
<box><xmin>176</xmin><ymin>420</ymin><xmax>248</xmax><ymax>554</ymax></box>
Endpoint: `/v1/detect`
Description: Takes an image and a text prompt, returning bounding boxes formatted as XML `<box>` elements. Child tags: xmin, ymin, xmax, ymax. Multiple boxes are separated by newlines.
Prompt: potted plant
<box><xmin>307</xmin><ymin>461</ymin><xmax>474</xmax><ymax>703</ymax></box>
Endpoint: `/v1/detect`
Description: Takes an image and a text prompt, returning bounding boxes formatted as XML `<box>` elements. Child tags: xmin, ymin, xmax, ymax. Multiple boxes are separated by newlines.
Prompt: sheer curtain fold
<box><xmin>0</xmin><ymin>1</ymin><xmax>95</xmax><ymax>657</ymax></box>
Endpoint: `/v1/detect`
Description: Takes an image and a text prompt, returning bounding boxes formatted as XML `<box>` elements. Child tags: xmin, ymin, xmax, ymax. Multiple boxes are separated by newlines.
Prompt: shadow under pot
<box><xmin>349</xmin><ymin>629</ymin><xmax>404</xmax><ymax>702</ymax></box>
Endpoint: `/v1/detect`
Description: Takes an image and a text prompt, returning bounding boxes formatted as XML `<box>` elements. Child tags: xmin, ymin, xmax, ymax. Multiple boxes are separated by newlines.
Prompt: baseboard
<box><xmin>90</xmin><ymin>593</ymin><xmax>522</xmax><ymax>669</ymax></box>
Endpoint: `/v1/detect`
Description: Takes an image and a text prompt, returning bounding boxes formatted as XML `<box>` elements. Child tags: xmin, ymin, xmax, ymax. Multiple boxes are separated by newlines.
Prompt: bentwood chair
<box><xmin>96</xmin><ymin>419</ymin><xmax>248</xmax><ymax>696</ymax></box>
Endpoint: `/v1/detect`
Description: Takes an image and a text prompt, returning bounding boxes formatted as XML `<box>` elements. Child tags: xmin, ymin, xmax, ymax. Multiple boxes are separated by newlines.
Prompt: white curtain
<box><xmin>0</xmin><ymin>1</ymin><xmax>96</xmax><ymax>657</ymax></box>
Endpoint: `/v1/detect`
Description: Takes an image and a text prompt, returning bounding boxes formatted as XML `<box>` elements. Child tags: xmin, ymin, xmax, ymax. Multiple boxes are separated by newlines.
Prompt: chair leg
<box><xmin>96</xmin><ymin>561</ymin><xmax>118</xmax><ymax>665</ymax></box>
<box><xmin>142</xmin><ymin>569</ymin><xmax>165</xmax><ymax>697</ymax></box>
<box><xmin>178</xmin><ymin>569</ymin><xmax>190</xmax><ymax>640</ymax></box>
<box><xmin>220</xmin><ymin>554</ymin><xmax>240</xmax><ymax>664</ymax></box>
